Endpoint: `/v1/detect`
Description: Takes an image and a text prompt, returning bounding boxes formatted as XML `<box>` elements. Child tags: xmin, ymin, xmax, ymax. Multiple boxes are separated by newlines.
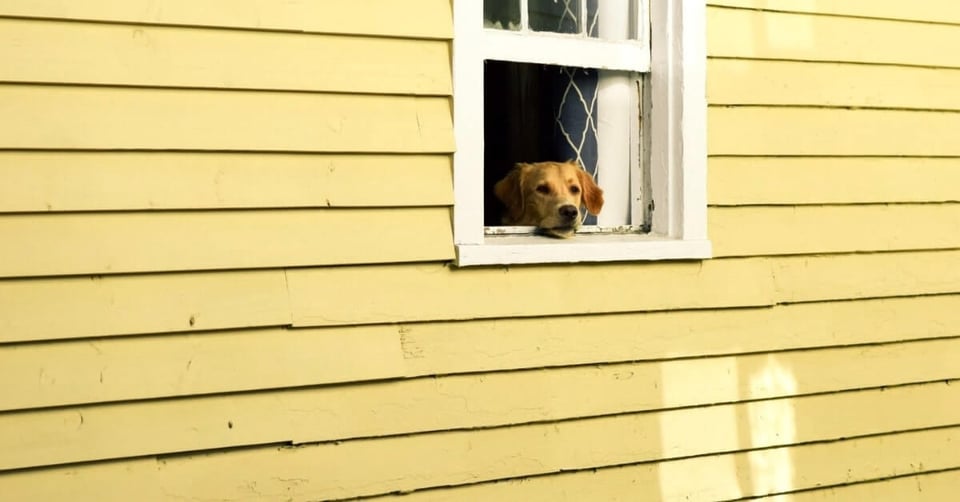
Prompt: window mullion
<box><xmin>480</xmin><ymin>31</ymin><xmax>649</xmax><ymax>72</ymax></box>
<box><xmin>520</xmin><ymin>0</ymin><xmax>529</xmax><ymax>31</ymax></box>
<box><xmin>580</xmin><ymin>0</ymin><xmax>588</xmax><ymax>35</ymax></box>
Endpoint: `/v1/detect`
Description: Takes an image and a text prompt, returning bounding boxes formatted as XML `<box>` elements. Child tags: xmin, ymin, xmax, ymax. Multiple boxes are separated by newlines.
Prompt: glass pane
<box><xmin>529</xmin><ymin>0</ymin><xmax>581</xmax><ymax>34</ymax></box>
<box><xmin>590</xmin><ymin>0</ymin><xmax>635</xmax><ymax>40</ymax></box>
<box><xmin>484</xmin><ymin>0</ymin><xmax>521</xmax><ymax>30</ymax></box>
<box><xmin>586</xmin><ymin>0</ymin><xmax>599</xmax><ymax>37</ymax></box>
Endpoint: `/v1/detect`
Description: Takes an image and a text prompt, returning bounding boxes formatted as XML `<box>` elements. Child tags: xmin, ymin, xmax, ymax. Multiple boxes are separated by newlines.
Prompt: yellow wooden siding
<box><xmin>3</xmin><ymin>1</ymin><xmax>960</xmax><ymax>500</ymax></box>
<box><xmin>5</xmin><ymin>294</ymin><xmax>960</xmax><ymax>411</ymax></box>
<box><xmin>0</xmin><ymin>271</ymin><xmax>291</xmax><ymax>343</ymax></box>
<box><xmin>0</xmin><ymin>0</ymin><xmax>453</xmax><ymax>39</ymax></box>
<box><xmin>772</xmin><ymin>250</ymin><xmax>960</xmax><ymax>303</ymax></box>
<box><xmin>708</xmin><ymin>7</ymin><xmax>960</xmax><ymax>67</ymax></box>
<box><xmin>288</xmin><ymin>259</ymin><xmax>777</xmax><ymax>327</ymax></box>
<box><xmin>710</xmin><ymin>158</ymin><xmax>960</xmax><ymax>205</ymax></box>
<box><xmin>0</xmin><ymin>18</ymin><xmax>450</xmax><ymax>94</ymax></box>
<box><xmin>709</xmin><ymin>59</ymin><xmax>960</xmax><ymax>110</ymax></box>
<box><xmin>0</xmin><ymin>85</ymin><xmax>453</xmax><ymax>152</ymax></box>
<box><xmin>710</xmin><ymin>107</ymin><xmax>960</xmax><ymax>156</ymax></box>
<box><xmin>399</xmin><ymin>294</ymin><xmax>960</xmax><ymax>377</ymax></box>
<box><xmin>780</xmin><ymin>470</ymin><xmax>960</xmax><ymax>502</ymax></box>
<box><xmin>369</xmin><ymin>427</ymin><xmax>960</xmax><ymax>501</ymax></box>
<box><xmin>287</xmin><ymin>250</ymin><xmax>960</xmax><ymax>327</ymax></box>
<box><xmin>710</xmin><ymin>204</ymin><xmax>960</xmax><ymax>257</ymax></box>
<box><xmin>0</xmin><ymin>326</ymin><xmax>406</xmax><ymax>411</ymax></box>
<box><xmin>5</xmin><ymin>251</ymin><xmax>958</xmax><ymax>345</ymax></box>
<box><xmin>0</xmin><ymin>153</ymin><xmax>453</xmax><ymax>212</ymax></box>
<box><xmin>708</xmin><ymin>0</ymin><xmax>960</xmax><ymax>25</ymax></box>
<box><xmin>3</xmin><ymin>339</ymin><xmax>959</xmax><ymax>470</ymax></box>
<box><xmin>1</xmin><ymin>382</ymin><xmax>956</xmax><ymax>500</ymax></box>
<box><xmin>0</xmin><ymin>208</ymin><xmax>453</xmax><ymax>277</ymax></box>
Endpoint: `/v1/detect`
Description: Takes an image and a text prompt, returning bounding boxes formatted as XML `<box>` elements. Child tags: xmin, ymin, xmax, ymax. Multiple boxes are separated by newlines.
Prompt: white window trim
<box><xmin>452</xmin><ymin>0</ymin><xmax>710</xmax><ymax>266</ymax></box>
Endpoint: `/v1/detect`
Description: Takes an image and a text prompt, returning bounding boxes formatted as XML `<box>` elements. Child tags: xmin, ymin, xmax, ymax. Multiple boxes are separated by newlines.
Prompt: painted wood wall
<box><xmin>1</xmin><ymin>0</ymin><xmax>959</xmax><ymax>499</ymax></box>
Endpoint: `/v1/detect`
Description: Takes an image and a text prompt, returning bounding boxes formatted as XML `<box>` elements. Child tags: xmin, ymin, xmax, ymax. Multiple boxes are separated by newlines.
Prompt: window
<box><xmin>453</xmin><ymin>0</ymin><xmax>710</xmax><ymax>266</ymax></box>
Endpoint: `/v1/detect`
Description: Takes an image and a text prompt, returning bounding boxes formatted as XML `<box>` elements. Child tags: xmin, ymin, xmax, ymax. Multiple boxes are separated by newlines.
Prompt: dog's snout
<box><xmin>558</xmin><ymin>205</ymin><xmax>578</xmax><ymax>220</ymax></box>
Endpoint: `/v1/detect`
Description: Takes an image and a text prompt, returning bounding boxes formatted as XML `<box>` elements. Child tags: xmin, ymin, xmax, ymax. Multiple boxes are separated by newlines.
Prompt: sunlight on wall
<box><xmin>721</xmin><ymin>1</ymin><xmax>816</xmax><ymax>58</ymax></box>
<box><xmin>763</xmin><ymin>7</ymin><xmax>815</xmax><ymax>53</ymax></box>
<box><xmin>746</xmin><ymin>355</ymin><xmax>798</xmax><ymax>497</ymax></box>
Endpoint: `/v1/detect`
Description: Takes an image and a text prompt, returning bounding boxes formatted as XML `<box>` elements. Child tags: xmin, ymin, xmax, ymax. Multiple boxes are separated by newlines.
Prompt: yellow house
<box><xmin>2</xmin><ymin>1</ymin><xmax>960</xmax><ymax>500</ymax></box>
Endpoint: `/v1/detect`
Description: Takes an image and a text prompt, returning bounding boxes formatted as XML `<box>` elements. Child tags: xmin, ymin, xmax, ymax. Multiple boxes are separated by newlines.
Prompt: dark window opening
<box><xmin>483</xmin><ymin>60</ymin><xmax>600</xmax><ymax>226</ymax></box>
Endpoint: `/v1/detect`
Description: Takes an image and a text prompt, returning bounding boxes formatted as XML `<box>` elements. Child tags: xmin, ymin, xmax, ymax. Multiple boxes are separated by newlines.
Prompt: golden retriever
<box><xmin>494</xmin><ymin>160</ymin><xmax>604</xmax><ymax>238</ymax></box>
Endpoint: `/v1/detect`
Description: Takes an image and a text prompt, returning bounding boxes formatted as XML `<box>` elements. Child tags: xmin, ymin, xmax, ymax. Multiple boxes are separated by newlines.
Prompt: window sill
<box><xmin>454</xmin><ymin>233</ymin><xmax>712</xmax><ymax>266</ymax></box>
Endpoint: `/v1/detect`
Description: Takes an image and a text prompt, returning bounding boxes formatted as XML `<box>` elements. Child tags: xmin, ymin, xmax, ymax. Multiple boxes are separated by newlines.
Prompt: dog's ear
<box><xmin>494</xmin><ymin>163</ymin><xmax>527</xmax><ymax>222</ymax></box>
<box><xmin>577</xmin><ymin>168</ymin><xmax>604</xmax><ymax>215</ymax></box>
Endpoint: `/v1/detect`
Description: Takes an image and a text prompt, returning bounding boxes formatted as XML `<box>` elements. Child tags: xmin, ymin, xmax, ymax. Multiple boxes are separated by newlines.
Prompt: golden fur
<box><xmin>494</xmin><ymin>160</ymin><xmax>604</xmax><ymax>238</ymax></box>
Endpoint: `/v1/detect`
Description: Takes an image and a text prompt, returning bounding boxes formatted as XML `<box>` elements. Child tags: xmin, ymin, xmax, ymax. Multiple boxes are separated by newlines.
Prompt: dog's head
<box><xmin>494</xmin><ymin>160</ymin><xmax>604</xmax><ymax>238</ymax></box>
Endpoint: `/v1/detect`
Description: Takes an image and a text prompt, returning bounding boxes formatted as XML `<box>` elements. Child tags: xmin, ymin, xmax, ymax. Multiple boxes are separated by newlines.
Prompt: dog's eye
<box><xmin>570</xmin><ymin>185</ymin><xmax>581</xmax><ymax>194</ymax></box>
<box><xmin>536</xmin><ymin>184</ymin><xmax>550</xmax><ymax>195</ymax></box>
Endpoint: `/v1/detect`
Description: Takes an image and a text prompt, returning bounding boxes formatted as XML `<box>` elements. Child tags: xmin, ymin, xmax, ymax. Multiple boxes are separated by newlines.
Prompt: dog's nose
<box><xmin>558</xmin><ymin>205</ymin><xmax>579</xmax><ymax>220</ymax></box>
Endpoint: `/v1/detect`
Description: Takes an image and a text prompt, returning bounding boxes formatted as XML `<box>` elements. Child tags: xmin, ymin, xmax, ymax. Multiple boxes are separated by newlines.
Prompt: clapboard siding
<box><xmin>0</xmin><ymin>153</ymin><xmax>453</xmax><ymax>212</ymax></box>
<box><xmin>400</xmin><ymin>294</ymin><xmax>960</xmax><ymax>377</ymax></box>
<box><xmin>709</xmin><ymin>59</ymin><xmax>960</xmax><ymax>110</ymax></box>
<box><xmin>710</xmin><ymin>107</ymin><xmax>960</xmax><ymax>156</ymax></box>
<box><xmin>710</xmin><ymin>204</ymin><xmax>960</xmax><ymax>257</ymax></box>
<box><xmin>0</xmin><ymin>0</ymin><xmax>453</xmax><ymax>39</ymax></box>
<box><xmin>289</xmin><ymin>258</ymin><xmax>778</xmax><ymax>326</ymax></box>
<box><xmin>3</xmin><ymin>1</ymin><xmax>960</xmax><ymax>500</ymax></box>
<box><xmin>782</xmin><ymin>469</ymin><xmax>960</xmax><ymax>502</ymax></box>
<box><xmin>0</xmin><ymin>271</ymin><xmax>291</xmax><ymax>343</ymax></box>
<box><xmin>4</xmin><ymin>250</ymin><xmax>958</xmax><ymax>345</ymax></box>
<box><xmin>708</xmin><ymin>7</ymin><xmax>960</xmax><ymax>68</ymax></box>
<box><xmin>772</xmin><ymin>250</ymin><xmax>960</xmax><ymax>303</ymax></box>
<box><xmin>5</xmin><ymin>294</ymin><xmax>960</xmax><ymax>411</ymax></box>
<box><xmin>287</xmin><ymin>250</ymin><xmax>960</xmax><ymax>327</ymax></box>
<box><xmin>708</xmin><ymin>0</ymin><xmax>960</xmax><ymax>25</ymax></box>
<box><xmin>367</xmin><ymin>427</ymin><xmax>960</xmax><ymax>501</ymax></box>
<box><xmin>0</xmin><ymin>208</ymin><xmax>453</xmax><ymax>277</ymax></box>
<box><xmin>3</xmin><ymin>340</ymin><xmax>959</xmax><ymax>470</ymax></box>
<box><xmin>0</xmin><ymin>382</ymin><xmax>956</xmax><ymax>500</ymax></box>
<box><xmin>0</xmin><ymin>326</ymin><xmax>407</xmax><ymax>411</ymax></box>
<box><xmin>0</xmin><ymin>18</ymin><xmax>450</xmax><ymax>94</ymax></box>
<box><xmin>710</xmin><ymin>158</ymin><xmax>960</xmax><ymax>205</ymax></box>
<box><xmin>0</xmin><ymin>85</ymin><xmax>454</xmax><ymax>152</ymax></box>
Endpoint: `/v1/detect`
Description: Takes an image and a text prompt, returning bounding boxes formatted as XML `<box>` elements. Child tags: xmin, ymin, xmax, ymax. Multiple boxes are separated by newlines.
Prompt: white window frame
<box><xmin>453</xmin><ymin>0</ymin><xmax>710</xmax><ymax>266</ymax></box>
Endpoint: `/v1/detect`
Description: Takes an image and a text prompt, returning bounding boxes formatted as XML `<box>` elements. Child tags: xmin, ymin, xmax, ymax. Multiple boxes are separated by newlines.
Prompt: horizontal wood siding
<box><xmin>4</xmin><ymin>342</ymin><xmax>960</xmax><ymax>470</ymax></box>
<box><xmin>3</xmin><ymin>1</ymin><xmax>960</xmax><ymax>501</ymax></box>
<box><xmin>709</xmin><ymin>0</ymin><xmax>960</xmax><ymax>25</ymax></box>
<box><xmin>0</xmin><ymin>18</ymin><xmax>451</xmax><ymax>94</ymax></box>
<box><xmin>0</xmin><ymin>271</ymin><xmax>292</xmax><ymax>343</ymax></box>
<box><xmin>364</xmin><ymin>427</ymin><xmax>960</xmax><ymax>501</ymax></box>
<box><xmin>709</xmin><ymin>59</ymin><xmax>960</xmax><ymax>110</ymax></box>
<box><xmin>0</xmin><ymin>86</ymin><xmax>453</xmax><ymax>152</ymax></box>
<box><xmin>0</xmin><ymin>0</ymin><xmax>453</xmax><ymax>39</ymax></box>
<box><xmin>707</xmin><ymin>7</ymin><xmax>960</xmax><ymax>67</ymax></box>
<box><xmin>5</xmin><ymin>293</ymin><xmax>960</xmax><ymax>411</ymax></box>
<box><xmin>0</xmin><ymin>153</ymin><xmax>453</xmax><ymax>212</ymax></box>
<box><xmin>0</xmin><ymin>208</ymin><xmax>454</xmax><ymax>276</ymax></box>
<box><xmin>1</xmin><ymin>382</ymin><xmax>957</xmax><ymax>498</ymax></box>
<box><xmin>710</xmin><ymin>158</ymin><xmax>960</xmax><ymax>205</ymax></box>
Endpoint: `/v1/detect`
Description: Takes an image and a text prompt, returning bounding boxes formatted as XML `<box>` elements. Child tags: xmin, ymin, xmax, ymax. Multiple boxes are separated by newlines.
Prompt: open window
<box><xmin>453</xmin><ymin>0</ymin><xmax>710</xmax><ymax>266</ymax></box>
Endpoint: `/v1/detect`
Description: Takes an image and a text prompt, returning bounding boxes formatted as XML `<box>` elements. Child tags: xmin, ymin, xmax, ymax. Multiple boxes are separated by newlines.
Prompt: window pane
<box><xmin>529</xmin><ymin>0</ymin><xmax>582</xmax><ymax>34</ymax></box>
<box><xmin>484</xmin><ymin>0</ymin><xmax>521</xmax><ymax>30</ymax></box>
<box><xmin>590</xmin><ymin>0</ymin><xmax>635</xmax><ymax>40</ymax></box>
<box><xmin>586</xmin><ymin>0</ymin><xmax>599</xmax><ymax>37</ymax></box>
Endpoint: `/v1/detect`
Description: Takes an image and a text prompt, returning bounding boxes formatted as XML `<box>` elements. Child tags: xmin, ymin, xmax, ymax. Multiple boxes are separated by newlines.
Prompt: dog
<box><xmin>494</xmin><ymin>160</ymin><xmax>604</xmax><ymax>238</ymax></box>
